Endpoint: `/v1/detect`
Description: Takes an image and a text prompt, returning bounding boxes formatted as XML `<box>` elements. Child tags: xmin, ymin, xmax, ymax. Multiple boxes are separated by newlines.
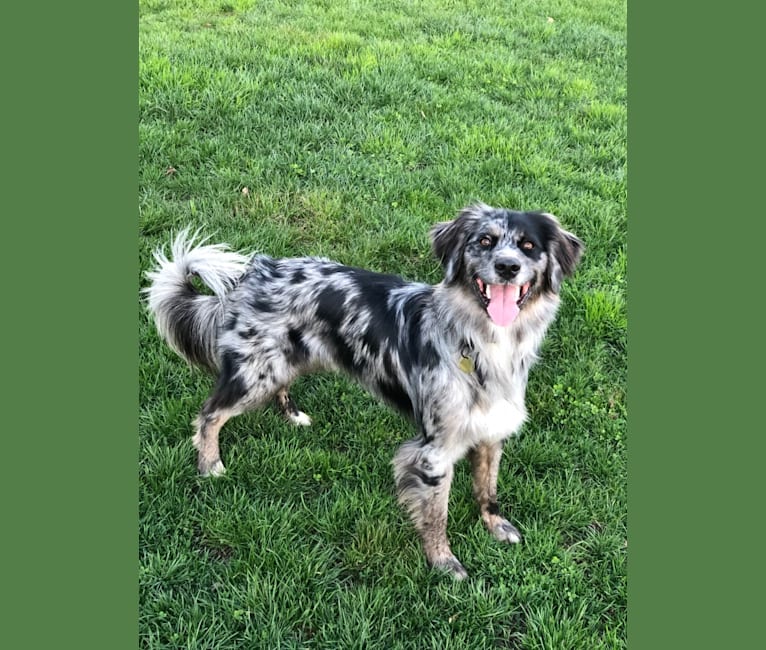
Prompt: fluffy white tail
<box><xmin>144</xmin><ymin>229</ymin><xmax>249</xmax><ymax>372</ymax></box>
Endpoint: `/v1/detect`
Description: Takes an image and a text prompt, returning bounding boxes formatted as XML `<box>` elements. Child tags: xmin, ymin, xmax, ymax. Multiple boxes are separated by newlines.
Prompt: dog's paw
<box><xmin>199</xmin><ymin>459</ymin><xmax>226</xmax><ymax>477</ymax></box>
<box><xmin>431</xmin><ymin>554</ymin><xmax>469</xmax><ymax>580</ymax></box>
<box><xmin>287</xmin><ymin>411</ymin><xmax>312</xmax><ymax>427</ymax></box>
<box><xmin>491</xmin><ymin>518</ymin><xmax>522</xmax><ymax>544</ymax></box>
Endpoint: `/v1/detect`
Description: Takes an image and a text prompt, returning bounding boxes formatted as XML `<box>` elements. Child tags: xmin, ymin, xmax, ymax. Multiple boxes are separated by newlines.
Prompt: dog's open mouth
<box><xmin>474</xmin><ymin>277</ymin><xmax>531</xmax><ymax>326</ymax></box>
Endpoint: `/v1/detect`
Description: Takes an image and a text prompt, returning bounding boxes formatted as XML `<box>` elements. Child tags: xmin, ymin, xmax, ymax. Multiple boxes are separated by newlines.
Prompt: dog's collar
<box><xmin>458</xmin><ymin>343</ymin><xmax>476</xmax><ymax>374</ymax></box>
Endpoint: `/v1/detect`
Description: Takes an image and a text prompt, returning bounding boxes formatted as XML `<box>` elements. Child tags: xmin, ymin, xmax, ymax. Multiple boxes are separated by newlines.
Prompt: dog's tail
<box><xmin>144</xmin><ymin>228</ymin><xmax>249</xmax><ymax>373</ymax></box>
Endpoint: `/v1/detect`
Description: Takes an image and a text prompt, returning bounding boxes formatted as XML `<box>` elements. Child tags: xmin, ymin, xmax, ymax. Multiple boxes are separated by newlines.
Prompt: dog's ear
<box><xmin>538</xmin><ymin>212</ymin><xmax>584</xmax><ymax>292</ymax></box>
<box><xmin>430</xmin><ymin>205</ymin><xmax>482</xmax><ymax>283</ymax></box>
<box><xmin>430</xmin><ymin>219</ymin><xmax>465</xmax><ymax>283</ymax></box>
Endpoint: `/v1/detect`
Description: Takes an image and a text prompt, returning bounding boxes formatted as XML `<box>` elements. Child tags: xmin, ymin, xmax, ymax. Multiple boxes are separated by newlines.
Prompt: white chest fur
<box><xmin>469</xmin><ymin>397</ymin><xmax>527</xmax><ymax>443</ymax></box>
<box><xmin>446</xmin><ymin>338</ymin><xmax>533</xmax><ymax>459</ymax></box>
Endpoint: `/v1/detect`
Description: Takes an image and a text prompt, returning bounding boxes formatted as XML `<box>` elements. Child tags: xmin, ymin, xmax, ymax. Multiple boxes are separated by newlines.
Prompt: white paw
<box><xmin>289</xmin><ymin>411</ymin><xmax>312</xmax><ymax>427</ymax></box>
<box><xmin>433</xmin><ymin>555</ymin><xmax>469</xmax><ymax>580</ymax></box>
<box><xmin>201</xmin><ymin>459</ymin><xmax>226</xmax><ymax>477</ymax></box>
<box><xmin>492</xmin><ymin>520</ymin><xmax>522</xmax><ymax>544</ymax></box>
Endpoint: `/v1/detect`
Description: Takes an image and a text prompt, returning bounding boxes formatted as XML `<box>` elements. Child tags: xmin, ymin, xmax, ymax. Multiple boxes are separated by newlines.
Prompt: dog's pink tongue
<box><xmin>487</xmin><ymin>284</ymin><xmax>520</xmax><ymax>326</ymax></box>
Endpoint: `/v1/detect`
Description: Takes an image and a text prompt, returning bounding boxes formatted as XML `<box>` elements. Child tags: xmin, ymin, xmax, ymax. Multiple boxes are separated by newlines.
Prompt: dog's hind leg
<box><xmin>275</xmin><ymin>386</ymin><xmax>312</xmax><ymax>427</ymax></box>
<box><xmin>469</xmin><ymin>441</ymin><xmax>521</xmax><ymax>544</ymax></box>
<box><xmin>393</xmin><ymin>439</ymin><xmax>466</xmax><ymax>579</ymax></box>
<box><xmin>192</xmin><ymin>350</ymin><xmax>284</xmax><ymax>476</ymax></box>
<box><xmin>193</xmin><ymin>408</ymin><xmax>233</xmax><ymax>477</ymax></box>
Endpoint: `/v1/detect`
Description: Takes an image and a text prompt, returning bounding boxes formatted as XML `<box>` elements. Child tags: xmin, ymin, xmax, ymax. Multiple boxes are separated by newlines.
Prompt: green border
<box><xmin>6</xmin><ymin>2</ymin><xmax>763</xmax><ymax>647</ymax></box>
<box><xmin>3</xmin><ymin>4</ymin><xmax>137</xmax><ymax>648</ymax></box>
<box><xmin>629</xmin><ymin>2</ymin><xmax>763</xmax><ymax>648</ymax></box>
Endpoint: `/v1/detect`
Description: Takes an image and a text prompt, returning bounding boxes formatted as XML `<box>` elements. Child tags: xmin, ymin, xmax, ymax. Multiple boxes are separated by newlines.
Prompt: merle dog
<box><xmin>145</xmin><ymin>203</ymin><xmax>583</xmax><ymax>578</ymax></box>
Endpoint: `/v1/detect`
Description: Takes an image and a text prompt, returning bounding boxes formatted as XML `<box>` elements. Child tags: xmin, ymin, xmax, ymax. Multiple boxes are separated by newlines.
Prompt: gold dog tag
<box><xmin>458</xmin><ymin>354</ymin><xmax>475</xmax><ymax>374</ymax></box>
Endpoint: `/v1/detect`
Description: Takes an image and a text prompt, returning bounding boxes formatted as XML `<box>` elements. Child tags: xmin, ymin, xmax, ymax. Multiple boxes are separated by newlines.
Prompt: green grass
<box><xmin>139</xmin><ymin>1</ymin><xmax>626</xmax><ymax>647</ymax></box>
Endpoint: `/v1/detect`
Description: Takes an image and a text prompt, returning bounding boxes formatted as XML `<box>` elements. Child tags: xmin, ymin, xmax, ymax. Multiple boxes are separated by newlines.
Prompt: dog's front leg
<box><xmin>469</xmin><ymin>441</ymin><xmax>522</xmax><ymax>544</ymax></box>
<box><xmin>393</xmin><ymin>439</ymin><xmax>467</xmax><ymax>579</ymax></box>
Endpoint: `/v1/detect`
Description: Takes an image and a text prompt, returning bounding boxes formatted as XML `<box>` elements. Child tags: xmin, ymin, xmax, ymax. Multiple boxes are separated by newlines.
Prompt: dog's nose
<box><xmin>494</xmin><ymin>259</ymin><xmax>521</xmax><ymax>280</ymax></box>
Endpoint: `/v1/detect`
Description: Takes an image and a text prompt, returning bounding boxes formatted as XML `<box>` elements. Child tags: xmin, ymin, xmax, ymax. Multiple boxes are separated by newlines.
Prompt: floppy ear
<box><xmin>430</xmin><ymin>206</ymin><xmax>481</xmax><ymax>284</ymax></box>
<box><xmin>538</xmin><ymin>212</ymin><xmax>584</xmax><ymax>292</ymax></box>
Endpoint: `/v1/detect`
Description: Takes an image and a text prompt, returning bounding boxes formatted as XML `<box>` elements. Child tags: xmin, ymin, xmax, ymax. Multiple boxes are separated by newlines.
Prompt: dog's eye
<box><xmin>521</xmin><ymin>240</ymin><xmax>535</xmax><ymax>251</ymax></box>
<box><xmin>479</xmin><ymin>236</ymin><xmax>493</xmax><ymax>248</ymax></box>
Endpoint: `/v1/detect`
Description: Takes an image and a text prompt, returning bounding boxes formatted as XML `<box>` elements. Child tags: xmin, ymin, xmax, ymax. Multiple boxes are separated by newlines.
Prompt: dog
<box><xmin>145</xmin><ymin>203</ymin><xmax>583</xmax><ymax>579</ymax></box>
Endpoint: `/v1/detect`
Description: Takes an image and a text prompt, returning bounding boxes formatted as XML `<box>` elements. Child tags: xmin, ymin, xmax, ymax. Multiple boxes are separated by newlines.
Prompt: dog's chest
<box><xmin>468</xmin><ymin>397</ymin><xmax>527</xmax><ymax>445</ymax></box>
<box><xmin>457</xmin><ymin>338</ymin><xmax>532</xmax><ymax>446</ymax></box>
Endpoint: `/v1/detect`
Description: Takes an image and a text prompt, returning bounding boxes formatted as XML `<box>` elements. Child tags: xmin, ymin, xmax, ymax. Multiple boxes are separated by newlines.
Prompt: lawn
<box><xmin>139</xmin><ymin>0</ymin><xmax>626</xmax><ymax>647</ymax></box>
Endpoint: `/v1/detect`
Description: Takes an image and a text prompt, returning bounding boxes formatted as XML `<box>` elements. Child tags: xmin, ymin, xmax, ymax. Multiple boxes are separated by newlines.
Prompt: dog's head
<box><xmin>431</xmin><ymin>203</ymin><xmax>583</xmax><ymax>326</ymax></box>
